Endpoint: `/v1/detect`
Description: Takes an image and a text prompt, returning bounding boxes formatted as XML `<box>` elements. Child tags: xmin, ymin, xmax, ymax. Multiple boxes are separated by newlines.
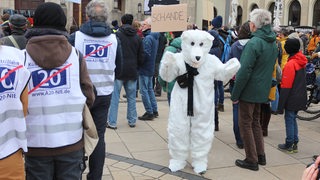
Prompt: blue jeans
<box><xmin>229</xmin><ymin>81</ymin><xmax>243</xmax><ymax>145</ymax></box>
<box><xmin>108</xmin><ymin>79</ymin><xmax>137</xmax><ymax>126</ymax></box>
<box><xmin>271</xmin><ymin>86</ymin><xmax>279</xmax><ymax>112</ymax></box>
<box><xmin>88</xmin><ymin>95</ymin><xmax>111</xmax><ymax>180</ymax></box>
<box><xmin>284</xmin><ymin>109</ymin><xmax>299</xmax><ymax>146</ymax></box>
<box><xmin>233</xmin><ymin>103</ymin><xmax>243</xmax><ymax>145</ymax></box>
<box><xmin>25</xmin><ymin>149</ymin><xmax>83</xmax><ymax>180</ymax></box>
<box><xmin>214</xmin><ymin>80</ymin><xmax>224</xmax><ymax>105</ymax></box>
<box><xmin>139</xmin><ymin>75</ymin><xmax>158</xmax><ymax>114</ymax></box>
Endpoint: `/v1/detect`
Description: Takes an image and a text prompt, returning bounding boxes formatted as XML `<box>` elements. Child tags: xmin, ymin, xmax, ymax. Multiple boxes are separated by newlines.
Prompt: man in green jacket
<box><xmin>231</xmin><ymin>9</ymin><xmax>278</xmax><ymax>171</ymax></box>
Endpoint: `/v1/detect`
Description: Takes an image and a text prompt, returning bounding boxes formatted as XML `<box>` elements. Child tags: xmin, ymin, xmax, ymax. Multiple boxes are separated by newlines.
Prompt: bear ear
<box><xmin>181</xmin><ymin>30</ymin><xmax>191</xmax><ymax>42</ymax></box>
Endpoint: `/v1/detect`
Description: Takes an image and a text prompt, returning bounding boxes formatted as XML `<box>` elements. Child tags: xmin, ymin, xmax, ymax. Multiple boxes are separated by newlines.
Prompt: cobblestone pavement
<box><xmin>82</xmin><ymin>92</ymin><xmax>320</xmax><ymax>180</ymax></box>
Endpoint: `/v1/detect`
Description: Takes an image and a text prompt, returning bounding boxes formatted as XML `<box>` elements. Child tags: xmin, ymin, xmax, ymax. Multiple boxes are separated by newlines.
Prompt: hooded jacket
<box><xmin>231</xmin><ymin>24</ymin><xmax>278</xmax><ymax>103</ymax></box>
<box><xmin>115</xmin><ymin>24</ymin><xmax>144</xmax><ymax>80</ymax></box>
<box><xmin>24</xmin><ymin>28</ymin><xmax>95</xmax><ymax>156</ymax></box>
<box><xmin>278</xmin><ymin>51</ymin><xmax>307</xmax><ymax>111</ymax></box>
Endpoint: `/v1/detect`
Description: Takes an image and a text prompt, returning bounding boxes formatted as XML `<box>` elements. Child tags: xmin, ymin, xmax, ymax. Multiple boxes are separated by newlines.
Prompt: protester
<box><xmin>138</xmin><ymin>17</ymin><xmax>160</xmax><ymax>120</ymax></box>
<box><xmin>24</xmin><ymin>2</ymin><xmax>95</xmax><ymax>179</ymax></box>
<box><xmin>211</xmin><ymin>15</ymin><xmax>225</xmax><ymax>112</ymax></box>
<box><xmin>107</xmin><ymin>14</ymin><xmax>144</xmax><ymax>129</ymax></box>
<box><xmin>1</xmin><ymin>14</ymin><xmax>28</xmax><ymax>49</ymax></box>
<box><xmin>158</xmin><ymin>31</ymin><xmax>182</xmax><ymax>105</ymax></box>
<box><xmin>307</xmin><ymin>29</ymin><xmax>319</xmax><ymax>55</ymax></box>
<box><xmin>0</xmin><ymin>29</ymin><xmax>30</xmax><ymax>180</ymax></box>
<box><xmin>1</xmin><ymin>13</ymin><xmax>11</xmax><ymax>36</ymax></box>
<box><xmin>228</xmin><ymin>21</ymin><xmax>251</xmax><ymax>148</ymax></box>
<box><xmin>69</xmin><ymin>0</ymin><xmax>122</xmax><ymax>179</ymax></box>
<box><xmin>208</xmin><ymin>24</ymin><xmax>223</xmax><ymax>131</ymax></box>
<box><xmin>277</xmin><ymin>38</ymin><xmax>307</xmax><ymax>153</ymax></box>
<box><xmin>231</xmin><ymin>9</ymin><xmax>278</xmax><ymax>171</ymax></box>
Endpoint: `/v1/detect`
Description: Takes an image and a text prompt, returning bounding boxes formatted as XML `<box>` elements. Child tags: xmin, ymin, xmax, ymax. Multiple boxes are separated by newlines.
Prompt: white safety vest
<box><xmin>25</xmin><ymin>47</ymin><xmax>86</xmax><ymax>148</ymax></box>
<box><xmin>74</xmin><ymin>31</ymin><xmax>117</xmax><ymax>96</ymax></box>
<box><xmin>0</xmin><ymin>46</ymin><xmax>30</xmax><ymax>159</ymax></box>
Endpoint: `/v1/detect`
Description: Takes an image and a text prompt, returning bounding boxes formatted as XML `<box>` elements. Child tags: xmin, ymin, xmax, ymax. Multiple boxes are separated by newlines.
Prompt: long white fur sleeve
<box><xmin>159</xmin><ymin>51</ymin><xmax>180</xmax><ymax>82</ymax></box>
<box><xmin>214</xmin><ymin>57</ymin><xmax>241</xmax><ymax>82</ymax></box>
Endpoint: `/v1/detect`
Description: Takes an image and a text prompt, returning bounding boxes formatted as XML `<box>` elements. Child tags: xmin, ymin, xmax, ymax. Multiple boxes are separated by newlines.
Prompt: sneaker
<box><xmin>129</xmin><ymin>124</ymin><xmax>136</xmax><ymax>128</ymax></box>
<box><xmin>153</xmin><ymin>111</ymin><xmax>159</xmax><ymax>118</ymax></box>
<box><xmin>278</xmin><ymin>143</ymin><xmax>295</xmax><ymax>154</ymax></box>
<box><xmin>138</xmin><ymin>112</ymin><xmax>154</xmax><ymax>120</ymax></box>
<box><xmin>217</xmin><ymin>103</ymin><xmax>224</xmax><ymax>112</ymax></box>
<box><xmin>106</xmin><ymin>123</ymin><xmax>117</xmax><ymax>130</ymax></box>
<box><xmin>258</xmin><ymin>154</ymin><xmax>266</xmax><ymax>165</ymax></box>
<box><xmin>293</xmin><ymin>143</ymin><xmax>298</xmax><ymax>153</ymax></box>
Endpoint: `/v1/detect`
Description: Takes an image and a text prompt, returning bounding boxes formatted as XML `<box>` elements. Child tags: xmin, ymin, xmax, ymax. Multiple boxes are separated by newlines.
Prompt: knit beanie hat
<box><xmin>284</xmin><ymin>38</ymin><xmax>300</xmax><ymax>56</ymax></box>
<box><xmin>211</xmin><ymin>16</ymin><xmax>222</xmax><ymax>29</ymax></box>
<box><xmin>33</xmin><ymin>2</ymin><xmax>67</xmax><ymax>31</ymax></box>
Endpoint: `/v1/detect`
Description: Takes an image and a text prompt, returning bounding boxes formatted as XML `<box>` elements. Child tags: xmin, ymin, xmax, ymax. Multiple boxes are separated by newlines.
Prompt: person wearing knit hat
<box><xmin>33</xmin><ymin>2</ymin><xmax>67</xmax><ymax>31</ymax></box>
<box><xmin>277</xmin><ymin>37</ymin><xmax>307</xmax><ymax>154</ymax></box>
<box><xmin>24</xmin><ymin>2</ymin><xmax>95</xmax><ymax>179</ymax></box>
<box><xmin>1</xmin><ymin>14</ymin><xmax>28</xmax><ymax>49</ymax></box>
<box><xmin>284</xmin><ymin>38</ymin><xmax>300</xmax><ymax>56</ymax></box>
<box><xmin>211</xmin><ymin>15</ymin><xmax>223</xmax><ymax>29</ymax></box>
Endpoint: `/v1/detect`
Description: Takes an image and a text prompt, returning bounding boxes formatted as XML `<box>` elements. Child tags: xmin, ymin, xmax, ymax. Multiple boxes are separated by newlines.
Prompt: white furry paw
<box><xmin>169</xmin><ymin>159</ymin><xmax>187</xmax><ymax>172</ymax></box>
<box><xmin>193</xmin><ymin>163</ymin><xmax>207</xmax><ymax>174</ymax></box>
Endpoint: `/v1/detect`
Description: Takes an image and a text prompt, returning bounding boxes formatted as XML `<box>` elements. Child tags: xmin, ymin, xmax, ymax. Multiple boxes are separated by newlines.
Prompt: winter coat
<box><xmin>115</xmin><ymin>24</ymin><xmax>144</xmax><ymax>81</ymax></box>
<box><xmin>231</xmin><ymin>24</ymin><xmax>278</xmax><ymax>103</ymax></box>
<box><xmin>208</xmin><ymin>29</ymin><xmax>222</xmax><ymax>59</ymax></box>
<box><xmin>139</xmin><ymin>29</ymin><xmax>159</xmax><ymax>76</ymax></box>
<box><xmin>278</xmin><ymin>51</ymin><xmax>307</xmax><ymax>111</ymax></box>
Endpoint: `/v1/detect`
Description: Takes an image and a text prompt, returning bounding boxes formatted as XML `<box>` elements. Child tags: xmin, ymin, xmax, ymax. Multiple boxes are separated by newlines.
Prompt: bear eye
<box><xmin>191</xmin><ymin>42</ymin><xmax>195</xmax><ymax>46</ymax></box>
<box><xmin>199</xmin><ymin>42</ymin><xmax>204</xmax><ymax>46</ymax></box>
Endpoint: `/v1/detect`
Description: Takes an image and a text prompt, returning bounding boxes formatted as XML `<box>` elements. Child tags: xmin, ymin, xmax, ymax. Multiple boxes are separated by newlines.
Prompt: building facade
<box><xmin>1</xmin><ymin>0</ymin><xmax>320</xmax><ymax>31</ymax></box>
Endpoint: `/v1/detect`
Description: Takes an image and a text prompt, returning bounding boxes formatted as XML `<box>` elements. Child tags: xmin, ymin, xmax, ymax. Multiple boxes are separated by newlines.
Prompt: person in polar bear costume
<box><xmin>159</xmin><ymin>29</ymin><xmax>240</xmax><ymax>174</ymax></box>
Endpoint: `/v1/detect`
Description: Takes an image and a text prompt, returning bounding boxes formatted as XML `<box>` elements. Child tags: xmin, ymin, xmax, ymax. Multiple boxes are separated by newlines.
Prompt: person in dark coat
<box><xmin>1</xmin><ymin>14</ymin><xmax>27</xmax><ymax>49</ymax></box>
<box><xmin>107</xmin><ymin>14</ymin><xmax>144</xmax><ymax>129</ymax></box>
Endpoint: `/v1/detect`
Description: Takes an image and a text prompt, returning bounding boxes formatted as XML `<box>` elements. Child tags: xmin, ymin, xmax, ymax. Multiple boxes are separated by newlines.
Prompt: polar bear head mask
<box><xmin>181</xmin><ymin>29</ymin><xmax>214</xmax><ymax>68</ymax></box>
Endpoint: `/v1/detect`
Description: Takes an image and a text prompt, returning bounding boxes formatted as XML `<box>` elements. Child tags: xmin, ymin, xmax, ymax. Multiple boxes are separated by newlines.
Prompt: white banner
<box><xmin>67</xmin><ymin>0</ymin><xmax>81</xmax><ymax>4</ymax></box>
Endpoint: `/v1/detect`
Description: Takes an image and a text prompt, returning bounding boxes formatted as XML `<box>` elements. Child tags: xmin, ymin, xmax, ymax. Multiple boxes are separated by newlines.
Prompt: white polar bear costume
<box><xmin>159</xmin><ymin>30</ymin><xmax>240</xmax><ymax>174</ymax></box>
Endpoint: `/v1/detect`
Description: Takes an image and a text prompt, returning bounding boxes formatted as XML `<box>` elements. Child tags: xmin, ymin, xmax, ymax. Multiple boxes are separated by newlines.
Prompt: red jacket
<box><xmin>278</xmin><ymin>51</ymin><xmax>307</xmax><ymax>111</ymax></box>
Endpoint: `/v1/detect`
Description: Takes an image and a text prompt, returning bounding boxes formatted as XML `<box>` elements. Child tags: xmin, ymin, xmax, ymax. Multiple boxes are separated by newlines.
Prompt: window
<box><xmin>288</xmin><ymin>0</ymin><xmax>301</xmax><ymax>26</ymax></box>
<box><xmin>237</xmin><ymin>6</ymin><xmax>242</xmax><ymax>26</ymax></box>
<box><xmin>313</xmin><ymin>0</ymin><xmax>320</xmax><ymax>27</ymax></box>
<box><xmin>268</xmin><ymin>2</ymin><xmax>275</xmax><ymax>24</ymax></box>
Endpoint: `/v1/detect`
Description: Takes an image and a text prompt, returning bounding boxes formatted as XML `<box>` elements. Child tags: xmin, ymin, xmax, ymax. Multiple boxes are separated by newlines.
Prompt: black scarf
<box><xmin>186</xmin><ymin>63</ymin><xmax>199</xmax><ymax>116</ymax></box>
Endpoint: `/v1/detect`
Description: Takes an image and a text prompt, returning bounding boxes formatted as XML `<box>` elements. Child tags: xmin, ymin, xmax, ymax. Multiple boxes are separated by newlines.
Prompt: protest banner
<box><xmin>151</xmin><ymin>4</ymin><xmax>188</xmax><ymax>32</ymax></box>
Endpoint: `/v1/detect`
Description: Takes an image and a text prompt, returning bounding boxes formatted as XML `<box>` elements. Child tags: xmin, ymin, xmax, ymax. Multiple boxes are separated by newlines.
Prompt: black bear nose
<box><xmin>195</xmin><ymin>56</ymin><xmax>201</xmax><ymax>61</ymax></box>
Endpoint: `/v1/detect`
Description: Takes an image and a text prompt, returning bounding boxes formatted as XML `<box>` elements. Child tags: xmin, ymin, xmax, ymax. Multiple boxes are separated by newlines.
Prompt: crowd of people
<box><xmin>1</xmin><ymin>0</ymin><xmax>320</xmax><ymax>179</ymax></box>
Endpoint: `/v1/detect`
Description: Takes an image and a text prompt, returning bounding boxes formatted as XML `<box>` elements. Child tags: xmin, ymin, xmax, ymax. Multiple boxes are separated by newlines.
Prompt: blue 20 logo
<box><xmin>31</xmin><ymin>69</ymin><xmax>67</xmax><ymax>89</ymax></box>
<box><xmin>85</xmin><ymin>44</ymin><xmax>108</xmax><ymax>58</ymax></box>
<box><xmin>0</xmin><ymin>67</ymin><xmax>15</xmax><ymax>93</ymax></box>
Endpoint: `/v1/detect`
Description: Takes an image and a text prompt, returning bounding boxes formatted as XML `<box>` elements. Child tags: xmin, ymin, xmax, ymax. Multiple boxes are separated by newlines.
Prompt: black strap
<box><xmin>186</xmin><ymin>63</ymin><xmax>199</xmax><ymax>116</ymax></box>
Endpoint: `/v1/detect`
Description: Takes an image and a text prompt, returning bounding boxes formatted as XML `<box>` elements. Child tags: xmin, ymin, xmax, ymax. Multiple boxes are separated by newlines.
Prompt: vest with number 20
<box><xmin>25</xmin><ymin>47</ymin><xmax>86</xmax><ymax>148</ymax></box>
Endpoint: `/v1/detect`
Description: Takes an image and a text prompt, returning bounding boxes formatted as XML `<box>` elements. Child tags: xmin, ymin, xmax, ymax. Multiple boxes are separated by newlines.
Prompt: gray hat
<box><xmin>9</xmin><ymin>14</ymin><xmax>27</xmax><ymax>28</ymax></box>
